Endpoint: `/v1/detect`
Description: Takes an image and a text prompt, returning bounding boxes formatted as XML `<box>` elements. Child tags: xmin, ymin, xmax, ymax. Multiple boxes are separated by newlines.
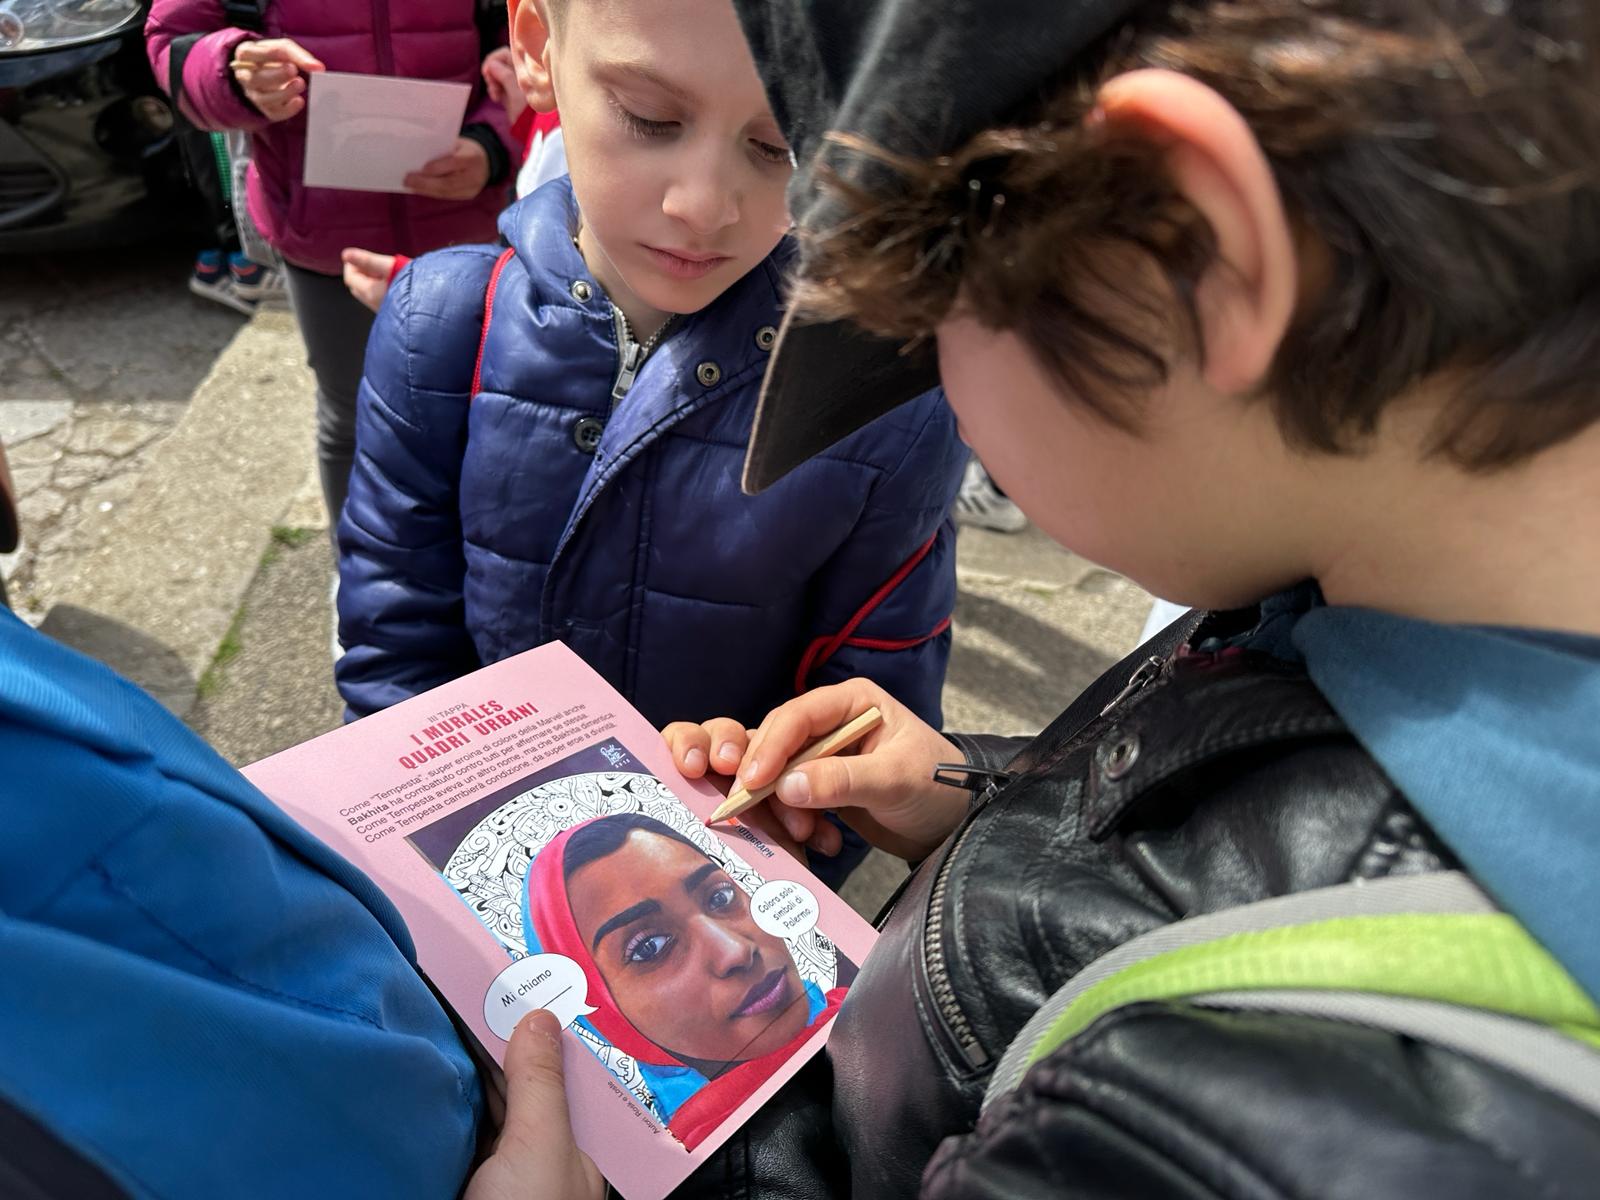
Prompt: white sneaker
<box><xmin>229</xmin><ymin>259</ymin><xmax>286</xmax><ymax>303</ymax></box>
<box><xmin>954</xmin><ymin>459</ymin><xmax>1028</xmax><ymax>533</ymax></box>
<box><xmin>188</xmin><ymin>272</ymin><xmax>258</xmax><ymax>316</ymax></box>
<box><xmin>329</xmin><ymin>573</ymin><xmax>345</xmax><ymax>665</ymax></box>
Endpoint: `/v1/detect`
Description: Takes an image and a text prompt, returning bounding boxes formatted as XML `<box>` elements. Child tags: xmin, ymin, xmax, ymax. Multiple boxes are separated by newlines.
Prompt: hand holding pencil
<box><xmin>230</xmin><ymin>38</ymin><xmax>325</xmax><ymax>123</ymax></box>
<box><xmin>709</xmin><ymin>707</ymin><xmax>885</xmax><ymax>824</ymax></box>
<box><xmin>663</xmin><ymin>679</ymin><xmax>972</xmax><ymax>864</ymax></box>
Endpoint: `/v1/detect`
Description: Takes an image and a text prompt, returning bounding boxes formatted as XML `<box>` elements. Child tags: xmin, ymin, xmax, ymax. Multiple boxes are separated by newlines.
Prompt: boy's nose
<box><xmin>662</xmin><ymin>173</ymin><xmax>740</xmax><ymax>239</ymax></box>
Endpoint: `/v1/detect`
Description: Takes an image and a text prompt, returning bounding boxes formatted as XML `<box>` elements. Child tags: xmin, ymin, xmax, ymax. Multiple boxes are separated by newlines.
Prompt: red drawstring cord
<box><xmin>794</xmin><ymin>531</ymin><xmax>948</xmax><ymax>693</ymax></box>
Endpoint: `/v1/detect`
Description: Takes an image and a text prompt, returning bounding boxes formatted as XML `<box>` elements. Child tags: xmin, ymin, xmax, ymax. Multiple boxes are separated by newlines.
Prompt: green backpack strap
<box><xmin>209</xmin><ymin>133</ymin><xmax>233</xmax><ymax>205</ymax></box>
<box><xmin>983</xmin><ymin>871</ymin><xmax>1600</xmax><ymax>1118</ymax></box>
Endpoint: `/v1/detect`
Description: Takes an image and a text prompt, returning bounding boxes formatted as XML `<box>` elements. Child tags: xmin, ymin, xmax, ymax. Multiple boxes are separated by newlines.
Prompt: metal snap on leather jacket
<box><xmin>677</xmin><ymin>612</ymin><xmax>1600</xmax><ymax>1200</ymax></box>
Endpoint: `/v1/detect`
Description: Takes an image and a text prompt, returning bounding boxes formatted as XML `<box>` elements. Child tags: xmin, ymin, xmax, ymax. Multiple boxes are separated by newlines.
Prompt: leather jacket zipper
<box><xmin>1099</xmin><ymin>655</ymin><xmax>1163</xmax><ymax>716</ymax></box>
<box><xmin>923</xmin><ymin>655</ymin><xmax>1165</xmax><ymax>1071</ymax></box>
<box><xmin>610</xmin><ymin>306</ymin><xmax>677</xmax><ymax>404</ymax></box>
<box><xmin>923</xmin><ymin>811</ymin><xmax>991</xmax><ymax>1068</ymax></box>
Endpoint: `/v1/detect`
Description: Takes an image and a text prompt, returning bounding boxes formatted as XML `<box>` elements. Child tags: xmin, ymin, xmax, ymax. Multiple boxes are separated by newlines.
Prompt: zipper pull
<box><xmin>611</xmin><ymin>341</ymin><xmax>644</xmax><ymax>404</ymax></box>
<box><xmin>1099</xmin><ymin>655</ymin><xmax>1162</xmax><ymax>717</ymax></box>
<box><xmin>932</xmin><ymin>763</ymin><xmax>1013</xmax><ymax>814</ymax></box>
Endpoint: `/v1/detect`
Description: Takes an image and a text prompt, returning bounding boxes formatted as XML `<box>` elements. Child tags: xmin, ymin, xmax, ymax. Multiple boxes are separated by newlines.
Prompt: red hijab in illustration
<box><xmin>524</xmin><ymin>816</ymin><xmax>845</xmax><ymax>1150</ymax></box>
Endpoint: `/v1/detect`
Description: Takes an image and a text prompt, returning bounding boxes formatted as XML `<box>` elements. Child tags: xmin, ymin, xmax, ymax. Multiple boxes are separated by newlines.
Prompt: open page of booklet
<box><xmin>244</xmin><ymin>641</ymin><xmax>877</xmax><ymax>1200</ymax></box>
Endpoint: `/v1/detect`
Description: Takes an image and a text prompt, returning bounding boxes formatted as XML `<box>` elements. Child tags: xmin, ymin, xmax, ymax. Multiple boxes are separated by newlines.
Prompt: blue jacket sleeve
<box><xmin>800</xmin><ymin>390</ymin><xmax>967</xmax><ymax>729</ymax></box>
<box><xmin>0</xmin><ymin>611</ymin><xmax>479</xmax><ymax>1200</ymax></box>
<box><xmin>335</xmin><ymin>253</ymin><xmax>495</xmax><ymax>720</ymax></box>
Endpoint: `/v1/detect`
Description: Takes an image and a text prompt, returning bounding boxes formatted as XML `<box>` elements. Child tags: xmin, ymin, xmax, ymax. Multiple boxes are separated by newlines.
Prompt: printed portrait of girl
<box><xmin>524</xmin><ymin>814</ymin><xmax>850</xmax><ymax>1150</ymax></box>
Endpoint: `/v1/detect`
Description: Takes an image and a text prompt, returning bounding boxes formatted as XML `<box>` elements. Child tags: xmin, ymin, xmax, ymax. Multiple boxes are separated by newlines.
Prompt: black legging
<box><xmin>283</xmin><ymin>262</ymin><xmax>378</xmax><ymax>552</ymax></box>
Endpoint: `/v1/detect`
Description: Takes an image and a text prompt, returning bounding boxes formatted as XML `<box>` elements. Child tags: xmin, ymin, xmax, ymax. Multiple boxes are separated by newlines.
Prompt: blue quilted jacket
<box><xmin>336</xmin><ymin>179</ymin><xmax>966</xmax><ymax>730</ymax></box>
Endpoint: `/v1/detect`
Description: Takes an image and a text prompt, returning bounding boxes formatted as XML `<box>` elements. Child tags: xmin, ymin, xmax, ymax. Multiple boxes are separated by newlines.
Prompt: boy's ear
<box><xmin>510</xmin><ymin>0</ymin><xmax>557</xmax><ymax>112</ymax></box>
<box><xmin>1095</xmin><ymin>70</ymin><xmax>1297</xmax><ymax>396</ymax></box>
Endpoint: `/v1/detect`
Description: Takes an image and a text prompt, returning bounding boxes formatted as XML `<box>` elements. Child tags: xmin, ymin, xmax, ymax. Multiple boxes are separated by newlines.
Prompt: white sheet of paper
<box><xmin>302</xmin><ymin>71</ymin><xmax>472</xmax><ymax>194</ymax></box>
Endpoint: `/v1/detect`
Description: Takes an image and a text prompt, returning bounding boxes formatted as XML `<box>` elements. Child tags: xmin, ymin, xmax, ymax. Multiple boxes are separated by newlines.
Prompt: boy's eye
<box><xmin>706</xmin><ymin>882</ymin><xmax>737</xmax><ymax>912</ymax></box>
<box><xmin>611</xmin><ymin>97</ymin><xmax>678</xmax><ymax>140</ymax></box>
<box><xmin>623</xmin><ymin>932</ymin><xmax>673</xmax><ymax>964</ymax></box>
<box><xmin>750</xmin><ymin>139</ymin><xmax>792</xmax><ymax>166</ymax></box>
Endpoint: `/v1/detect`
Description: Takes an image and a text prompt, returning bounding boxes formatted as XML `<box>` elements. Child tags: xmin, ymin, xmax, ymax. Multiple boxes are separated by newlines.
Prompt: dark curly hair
<box><xmin>794</xmin><ymin>0</ymin><xmax>1600</xmax><ymax>470</ymax></box>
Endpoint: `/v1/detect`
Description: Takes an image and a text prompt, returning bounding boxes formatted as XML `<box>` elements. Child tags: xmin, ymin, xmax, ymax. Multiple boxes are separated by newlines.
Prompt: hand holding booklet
<box><xmin>243</xmin><ymin>643</ymin><xmax>876</xmax><ymax>1200</ymax></box>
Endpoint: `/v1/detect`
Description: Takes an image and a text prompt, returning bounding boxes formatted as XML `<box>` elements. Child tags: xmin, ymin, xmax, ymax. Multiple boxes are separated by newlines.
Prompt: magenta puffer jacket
<box><xmin>146</xmin><ymin>0</ymin><xmax>514</xmax><ymax>274</ymax></box>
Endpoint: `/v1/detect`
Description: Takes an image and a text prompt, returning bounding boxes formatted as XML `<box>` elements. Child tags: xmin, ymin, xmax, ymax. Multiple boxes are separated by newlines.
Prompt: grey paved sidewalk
<box><xmin>0</xmin><ymin>244</ymin><xmax>252</xmax><ymax>620</ymax></box>
<box><xmin>17</xmin><ymin>307</ymin><xmax>313</xmax><ymax>713</ymax></box>
<box><xmin>186</xmin><ymin>520</ymin><xmax>346</xmax><ymax>764</ymax></box>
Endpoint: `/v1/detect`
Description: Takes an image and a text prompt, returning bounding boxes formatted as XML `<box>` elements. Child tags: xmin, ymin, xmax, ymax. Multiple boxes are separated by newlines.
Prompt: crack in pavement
<box><xmin>1</xmin><ymin>250</ymin><xmax>251</xmax><ymax>619</ymax></box>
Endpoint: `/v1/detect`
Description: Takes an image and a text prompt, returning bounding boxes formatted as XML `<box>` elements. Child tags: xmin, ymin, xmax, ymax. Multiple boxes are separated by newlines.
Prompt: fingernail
<box><xmin>526</xmin><ymin>1009</ymin><xmax>562</xmax><ymax>1047</ymax></box>
<box><xmin>717</xmin><ymin>741</ymin><xmax>741</xmax><ymax>766</ymax></box>
<box><xmin>776</xmin><ymin>771</ymin><xmax>810</xmax><ymax>805</ymax></box>
<box><xmin>739</xmin><ymin>757</ymin><xmax>760</xmax><ymax>784</ymax></box>
<box><xmin>684</xmin><ymin>748</ymin><xmax>706</xmax><ymax>774</ymax></box>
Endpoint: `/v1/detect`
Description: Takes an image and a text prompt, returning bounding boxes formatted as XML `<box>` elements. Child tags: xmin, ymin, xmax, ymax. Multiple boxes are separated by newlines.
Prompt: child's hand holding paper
<box><xmin>403</xmin><ymin>138</ymin><xmax>491</xmax><ymax>200</ymax></box>
<box><xmin>463</xmin><ymin>1011</ymin><xmax>605</xmax><ymax>1200</ymax></box>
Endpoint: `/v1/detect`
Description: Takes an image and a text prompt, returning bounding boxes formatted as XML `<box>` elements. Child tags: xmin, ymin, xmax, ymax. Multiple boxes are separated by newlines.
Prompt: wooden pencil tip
<box><xmin>710</xmin><ymin>788</ymin><xmax>751</xmax><ymax>824</ymax></box>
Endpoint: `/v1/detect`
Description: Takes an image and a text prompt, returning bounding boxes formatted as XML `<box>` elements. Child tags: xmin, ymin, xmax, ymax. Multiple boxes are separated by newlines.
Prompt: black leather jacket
<box><xmin>681</xmin><ymin>614</ymin><xmax>1600</xmax><ymax>1200</ymax></box>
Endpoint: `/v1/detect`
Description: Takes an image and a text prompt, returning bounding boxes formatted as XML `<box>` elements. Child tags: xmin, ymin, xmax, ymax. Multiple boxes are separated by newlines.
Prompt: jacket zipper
<box><xmin>1099</xmin><ymin>655</ymin><xmax>1163</xmax><ymax>716</ymax></box>
<box><xmin>369</xmin><ymin>0</ymin><xmax>410</xmax><ymax>254</ymax></box>
<box><xmin>923</xmin><ymin>812</ymin><xmax>991</xmax><ymax>1068</ymax></box>
<box><xmin>371</xmin><ymin>0</ymin><xmax>394</xmax><ymax>74</ymax></box>
<box><xmin>544</xmin><ymin>287</ymin><xmax>677</xmax><ymax>648</ymax></box>
<box><xmin>609</xmin><ymin>306</ymin><xmax>677</xmax><ymax>405</ymax></box>
<box><xmin>923</xmin><ymin>653</ymin><xmax>1166</xmax><ymax>1071</ymax></box>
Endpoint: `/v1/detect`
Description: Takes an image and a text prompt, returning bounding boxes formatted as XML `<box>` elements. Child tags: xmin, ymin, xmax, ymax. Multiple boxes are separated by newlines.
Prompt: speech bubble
<box><xmin>750</xmin><ymin>879</ymin><xmax>820</xmax><ymax>939</ymax></box>
<box><xmin>483</xmin><ymin>953</ymin><xmax>598</xmax><ymax>1041</ymax></box>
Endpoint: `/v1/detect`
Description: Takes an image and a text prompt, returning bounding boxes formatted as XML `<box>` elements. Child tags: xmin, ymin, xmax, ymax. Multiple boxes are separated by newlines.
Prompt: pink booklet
<box><xmin>243</xmin><ymin>642</ymin><xmax>876</xmax><ymax>1200</ymax></box>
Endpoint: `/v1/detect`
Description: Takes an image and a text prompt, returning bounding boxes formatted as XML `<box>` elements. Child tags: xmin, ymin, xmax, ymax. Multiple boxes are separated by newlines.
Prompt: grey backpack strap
<box><xmin>983</xmin><ymin>872</ymin><xmax>1600</xmax><ymax>1119</ymax></box>
<box><xmin>986</xmin><ymin>872</ymin><xmax>1495</xmax><ymax>1106</ymax></box>
<box><xmin>1189</xmin><ymin>989</ymin><xmax>1600</xmax><ymax>1116</ymax></box>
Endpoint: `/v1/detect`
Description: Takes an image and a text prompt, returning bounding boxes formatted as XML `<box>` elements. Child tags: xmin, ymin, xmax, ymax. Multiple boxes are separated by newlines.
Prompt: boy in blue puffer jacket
<box><xmin>335</xmin><ymin>0</ymin><xmax>966</xmax><ymax>875</ymax></box>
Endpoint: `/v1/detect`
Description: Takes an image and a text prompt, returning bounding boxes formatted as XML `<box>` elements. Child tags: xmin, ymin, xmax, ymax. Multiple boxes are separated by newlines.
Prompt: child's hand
<box><xmin>341</xmin><ymin>248</ymin><xmax>396</xmax><ymax>313</ymax></box>
<box><xmin>404</xmin><ymin>138</ymin><xmax>491</xmax><ymax>200</ymax></box>
<box><xmin>662</xmin><ymin>716</ymin><xmax>808</xmax><ymax>860</ymax></box>
<box><xmin>664</xmin><ymin>714</ymin><xmax>756</xmax><ymax>784</ymax></box>
<box><xmin>666</xmin><ymin>681</ymin><xmax>969</xmax><ymax>862</ymax></box>
<box><xmin>482</xmin><ymin>47</ymin><xmax>529</xmax><ymax>125</ymax></box>
<box><xmin>463</xmin><ymin>1011</ymin><xmax>604</xmax><ymax>1200</ymax></box>
<box><xmin>231</xmin><ymin>38</ymin><xmax>324</xmax><ymax>123</ymax></box>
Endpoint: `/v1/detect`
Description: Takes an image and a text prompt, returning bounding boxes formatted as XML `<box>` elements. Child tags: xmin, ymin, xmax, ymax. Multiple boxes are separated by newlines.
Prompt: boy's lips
<box><xmin>643</xmin><ymin>244</ymin><xmax>732</xmax><ymax>280</ymax></box>
<box><xmin>731</xmin><ymin>967</ymin><xmax>791</xmax><ymax>1019</ymax></box>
